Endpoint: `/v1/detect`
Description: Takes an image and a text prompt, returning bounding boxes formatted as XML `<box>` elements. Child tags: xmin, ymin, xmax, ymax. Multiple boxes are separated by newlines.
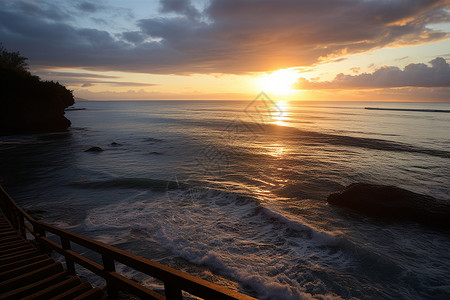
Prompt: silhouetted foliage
<box><xmin>0</xmin><ymin>45</ymin><xmax>74</xmax><ymax>134</ymax></box>
<box><xmin>0</xmin><ymin>44</ymin><xmax>28</xmax><ymax>70</ymax></box>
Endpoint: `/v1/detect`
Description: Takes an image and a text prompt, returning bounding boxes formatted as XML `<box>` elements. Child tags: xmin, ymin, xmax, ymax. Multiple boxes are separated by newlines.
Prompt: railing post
<box><xmin>18</xmin><ymin>213</ymin><xmax>26</xmax><ymax>239</ymax></box>
<box><xmin>61</xmin><ymin>237</ymin><xmax>76</xmax><ymax>275</ymax></box>
<box><xmin>164</xmin><ymin>283</ymin><xmax>183</xmax><ymax>300</ymax></box>
<box><xmin>10</xmin><ymin>206</ymin><xmax>18</xmax><ymax>229</ymax></box>
<box><xmin>102</xmin><ymin>254</ymin><xmax>119</xmax><ymax>299</ymax></box>
<box><xmin>33</xmin><ymin>223</ymin><xmax>48</xmax><ymax>253</ymax></box>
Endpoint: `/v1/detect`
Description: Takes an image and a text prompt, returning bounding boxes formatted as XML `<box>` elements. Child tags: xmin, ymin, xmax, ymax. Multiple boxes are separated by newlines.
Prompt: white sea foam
<box><xmin>84</xmin><ymin>188</ymin><xmax>352</xmax><ymax>299</ymax></box>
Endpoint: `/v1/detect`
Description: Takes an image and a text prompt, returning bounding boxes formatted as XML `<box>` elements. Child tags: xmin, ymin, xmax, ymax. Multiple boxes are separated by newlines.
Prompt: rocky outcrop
<box><xmin>0</xmin><ymin>46</ymin><xmax>74</xmax><ymax>135</ymax></box>
<box><xmin>328</xmin><ymin>183</ymin><xmax>450</xmax><ymax>227</ymax></box>
<box><xmin>85</xmin><ymin>147</ymin><xmax>104</xmax><ymax>152</ymax></box>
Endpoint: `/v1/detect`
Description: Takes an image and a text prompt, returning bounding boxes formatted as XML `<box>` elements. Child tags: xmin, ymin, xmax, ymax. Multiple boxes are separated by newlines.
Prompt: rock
<box><xmin>85</xmin><ymin>146</ymin><xmax>104</xmax><ymax>152</ymax></box>
<box><xmin>148</xmin><ymin>151</ymin><xmax>163</xmax><ymax>155</ymax></box>
<box><xmin>110</xmin><ymin>142</ymin><xmax>122</xmax><ymax>146</ymax></box>
<box><xmin>327</xmin><ymin>183</ymin><xmax>450</xmax><ymax>227</ymax></box>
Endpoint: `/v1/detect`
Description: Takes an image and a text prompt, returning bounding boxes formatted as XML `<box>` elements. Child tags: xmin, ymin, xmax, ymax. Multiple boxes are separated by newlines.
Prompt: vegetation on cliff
<box><xmin>0</xmin><ymin>45</ymin><xmax>74</xmax><ymax>134</ymax></box>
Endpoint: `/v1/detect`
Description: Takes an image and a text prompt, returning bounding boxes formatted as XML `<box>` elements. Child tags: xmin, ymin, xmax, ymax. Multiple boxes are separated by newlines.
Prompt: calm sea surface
<box><xmin>1</xmin><ymin>100</ymin><xmax>449</xmax><ymax>299</ymax></box>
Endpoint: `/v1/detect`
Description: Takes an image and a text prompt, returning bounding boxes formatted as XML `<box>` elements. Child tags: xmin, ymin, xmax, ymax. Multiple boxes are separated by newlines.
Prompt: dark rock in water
<box><xmin>328</xmin><ymin>183</ymin><xmax>450</xmax><ymax>227</ymax></box>
<box><xmin>110</xmin><ymin>142</ymin><xmax>122</xmax><ymax>146</ymax></box>
<box><xmin>148</xmin><ymin>151</ymin><xmax>163</xmax><ymax>155</ymax></box>
<box><xmin>85</xmin><ymin>146</ymin><xmax>104</xmax><ymax>152</ymax></box>
<box><xmin>65</xmin><ymin>107</ymin><xmax>86</xmax><ymax>111</ymax></box>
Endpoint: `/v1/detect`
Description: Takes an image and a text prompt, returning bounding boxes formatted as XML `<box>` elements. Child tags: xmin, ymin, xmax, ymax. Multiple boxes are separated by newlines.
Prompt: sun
<box><xmin>258</xmin><ymin>69</ymin><xmax>299</xmax><ymax>95</ymax></box>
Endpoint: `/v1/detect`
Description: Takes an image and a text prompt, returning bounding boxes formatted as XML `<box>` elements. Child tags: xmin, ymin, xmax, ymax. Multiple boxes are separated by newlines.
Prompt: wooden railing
<box><xmin>0</xmin><ymin>185</ymin><xmax>257</xmax><ymax>300</ymax></box>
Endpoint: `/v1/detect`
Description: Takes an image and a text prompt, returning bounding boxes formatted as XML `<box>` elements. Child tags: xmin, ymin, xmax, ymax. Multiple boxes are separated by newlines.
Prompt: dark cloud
<box><xmin>395</xmin><ymin>56</ymin><xmax>410</xmax><ymax>61</ymax></box>
<box><xmin>5</xmin><ymin>0</ymin><xmax>71</xmax><ymax>21</ymax></box>
<box><xmin>296</xmin><ymin>57</ymin><xmax>450</xmax><ymax>89</ymax></box>
<box><xmin>78</xmin><ymin>81</ymin><xmax>158</xmax><ymax>87</ymax></box>
<box><xmin>121</xmin><ymin>31</ymin><xmax>147</xmax><ymax>45</ymax></box>
<box><xmin>0</xmin><ymin>0</ymin><xmax>449</xmax><ymax>74</ymax></box>
<box><xmin>159</xmin><ymin>0</ymin><xmax>200</xmax><ymax>20</ymax></box>
<box><xmin>35</xmin><ymin>71</ymin><xmax>120</xmax><ymax>79</ymax></box>
<box><xmin>76</xmin><ymin>2</ymin><xmax>101</xmax><ymax>13</ymax></box>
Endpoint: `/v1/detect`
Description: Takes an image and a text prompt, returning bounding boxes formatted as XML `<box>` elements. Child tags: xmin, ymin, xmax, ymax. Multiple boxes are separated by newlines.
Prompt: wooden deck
<box><xmin>0</xmin><ymin>211</ymin><xmax>105</xmax><ymax>299</ymax></box>
<box><xmin>0</xmin><ymin>186</ymin><xmax>258</xmax><ymax>300</ymax></box>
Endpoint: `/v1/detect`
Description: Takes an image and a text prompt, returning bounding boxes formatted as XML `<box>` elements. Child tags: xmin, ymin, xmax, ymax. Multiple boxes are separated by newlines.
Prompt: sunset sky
<box><xmin>1</xmin><ymin>0</ymin><xmax>450</xmax><ymax>101</ymax></box>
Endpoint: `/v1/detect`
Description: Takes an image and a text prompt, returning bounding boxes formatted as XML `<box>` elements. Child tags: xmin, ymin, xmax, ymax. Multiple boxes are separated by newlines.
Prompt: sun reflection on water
<box><xmin>272</xmin><ymin>100</ymin><xmax>289</xmax><ymax>126</ymax></box>
<box><xmin>266</xmin><ymin>143</ymin><xmax>286</xmax><ymax>158</ymax></box>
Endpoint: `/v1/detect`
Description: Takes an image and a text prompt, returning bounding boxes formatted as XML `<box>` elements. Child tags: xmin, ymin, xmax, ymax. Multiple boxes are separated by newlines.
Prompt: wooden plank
<box><xmin>0</xmin><ymin>230</ymin><xmax>16</xmax><ymax>237</ymax></box>
<box><xmin>0</xmin><ymin>249</ymin><xmax>41</xmax><ymax>266</ymax></box>
<box><xmin>73</xmin><ymin>287</ymin><xmax>105</xmax><ymax>300</ymax></box>
<box><xmin>0</xmin><ymin>257</ymin><xmax>54</xmax><ymax>281</ymax></box>
<box><xmin>0</xmin><ymin>240</ymin><xmax>28</xmax><ymax>251</ymax></box>
<box><xmin>0</xmin><ymin>254</ymin><xmax>49</xmax><ymax>273</ymax></box>
<box><xmin>0</xmin><ymin>247</ymin><xmax>38</xmax><ymax>260</ymax></box>
<box><xmin>108</xmin><ymin>272</ymin><xmax>165</xmax><ymax>300</ymax></box>
<box><xmin>0</xmin><ymin>271</ymin><xmax>68</xmax><ymax>299</ymax></box>
<box><xmin>51</xmin><ymin>282</ymin><xmax>93</xmax><ymax>300</ymax></box>
<box><xmin>0</xmin><ymin>235</ymin><xmax>19</xmax><ymax>243</ymax></box>
<box><xmin>0</xmin><ymin>262</ymin><xmax>64</xmax><ymax>292</ymax></box>
<box><xmin>22</xmin><ymin>276</ymin><xmax>81</xmax><ymax>300</ymax></box>
<box><xmin>0</xmin><ymin>243</ymin><xmax>34</xmax><ymax>256</ymax></box>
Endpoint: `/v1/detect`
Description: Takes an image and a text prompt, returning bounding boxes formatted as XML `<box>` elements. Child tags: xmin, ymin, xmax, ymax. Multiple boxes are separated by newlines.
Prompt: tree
<box><xmin>0</xmin><ymin>45</ymin><xmax>74</xmax><ymax>134</ymax></box>
<box><xmin>0</xmin><ymin>44</ymin><xmax>29</xmax><ymax>70</ymax></box>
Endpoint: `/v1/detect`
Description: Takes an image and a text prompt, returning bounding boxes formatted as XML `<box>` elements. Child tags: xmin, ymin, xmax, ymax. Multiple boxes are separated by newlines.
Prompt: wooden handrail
<box><xmin>0</xmin><ymin>185</ymin><xmax>257</xmax><ymax>300</ymax></box>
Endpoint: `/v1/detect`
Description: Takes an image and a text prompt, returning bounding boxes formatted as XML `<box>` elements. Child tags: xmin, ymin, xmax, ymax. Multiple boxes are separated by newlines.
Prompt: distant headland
<box><xmin>0</xmin><ymin>45</ymin><xmax>74</xmax><ymax>135</ymax></box>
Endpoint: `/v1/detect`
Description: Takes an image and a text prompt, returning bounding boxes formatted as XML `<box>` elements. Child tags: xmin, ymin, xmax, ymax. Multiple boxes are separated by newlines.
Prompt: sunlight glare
<box><xmin>273</xmin><ymin>100</ymin><xmax>289</xmax><ymax>126</ymax></box>
<box><xmin>258</xmin><ymin>69</ymin><xmax>299</xmax><ymax>95</ymax></box>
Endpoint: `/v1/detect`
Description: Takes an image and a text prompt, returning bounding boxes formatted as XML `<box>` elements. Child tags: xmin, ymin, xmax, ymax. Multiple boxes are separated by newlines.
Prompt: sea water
<box><xmin>0</xmin><ymin>100</ymin><xmax>449</xmax><ymax>299</ymax></box>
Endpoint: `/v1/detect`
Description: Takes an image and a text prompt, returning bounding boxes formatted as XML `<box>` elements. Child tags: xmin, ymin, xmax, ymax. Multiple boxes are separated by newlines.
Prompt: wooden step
<box><xmin>52</xmin><ymin>282</ymin><xmax>93</xmax><ymax>300</ymax></box>
<box><xmin>0</xmin><ymin>247</ymin><xmax>39</xmax><ymax>261</ymax></box>
<box><xmin>0</xmin><ymin>271</ymin><xmax>68</xmax><ymax>299</ymax></box>
<box><xmin>0</xmin><ymin>249</ymin><xmax>41</xmax><ymax>266</ymax></box>
<box><xmin>0</xmin><ymin>230</ymin><xmax>17</xmax><ymax>238</ymax></box>
<box><xmin>0</xmin><ymin>240</ymin><xmax>27</xmax><ymax>251</ymax></box>
<box><xmin>0</xmin><ymin>235</ymin><xmax>20</xmax><ymax>243</ymax></box>
<box><xmin>0</xmin><ymin>243</ymin><xmax>34</xmax><ymax>256</ymax></box>
<box><xmin>0</xmin><ymin>254</ymin><xmax>49</xmax><ymax>273</ymax></box>
<box><xmin>74</xmin><ymin>287</ymin><xmax>105</xmax><ymax>300</ymax></box>
<box><xmin>22</xmin><ymin>276</ymin><xmax>82</xmax><ymax>300</ymax></box>
<box><xmin>0</xmin><ymin>262</ymin><xmax>64</xmax><ymax>292</ymax></box>
<box><xmin>0</xmin><ymin>257</ymin><xmax>54</xmax><ymax>281</ymax></box>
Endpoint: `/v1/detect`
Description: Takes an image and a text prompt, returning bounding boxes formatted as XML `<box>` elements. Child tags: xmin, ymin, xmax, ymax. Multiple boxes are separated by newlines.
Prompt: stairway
<box><xmin>0</xmin><ymin>214</ymin><xmax>106</xmax><ymax>300</ymax></box>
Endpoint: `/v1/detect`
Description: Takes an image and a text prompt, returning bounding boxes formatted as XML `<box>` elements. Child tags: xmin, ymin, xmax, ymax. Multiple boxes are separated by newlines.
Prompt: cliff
<box><xmin>0</xmin><ymin>46</ymin><xmax>74</xmax><ymax>134</ymax></box>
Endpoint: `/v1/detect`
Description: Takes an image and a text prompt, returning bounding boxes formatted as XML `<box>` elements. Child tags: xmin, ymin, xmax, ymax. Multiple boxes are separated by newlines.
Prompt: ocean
<box><xmin>0</xmin><ymin>99</ymin><xmax>449</xmax><ymax>299</ymax></box>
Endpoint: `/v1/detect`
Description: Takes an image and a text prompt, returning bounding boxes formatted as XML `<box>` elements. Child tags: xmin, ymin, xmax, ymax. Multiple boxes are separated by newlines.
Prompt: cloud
<box><xmin>121</xmin><ymin>31</ymin><xmax>147</xmax><ymax>45</ymax></box>
<box><xmin>91</xmin><ymin>81</ymin><xmax>158</xmax><ymax>87</ymax></box>
<box><xmin>76</xmin><ymin>2</ymin><xmax>102</xmax><ymax>13</ymax></box>
<box><xmin>73</xmin><ymin>80</ymin><xmax>159</xmax><ymax>87</ymax></box>
<box><xmin>74</xmin><ymin>89</ymin><xmax>249</xmax><ymax>100</ymax></box>
<box><xmin>395</xmin><ymin>56</ymin><xmax>410</xmax><ymax>61</ymax></box>
<box><xmin>295</xmin><ymin>57</ymin><xmax>450</xmax><ymax>89</ymax></box>
<box><xmin>159</xmin><ymin>0</ymin><xmax>200</xmax><ymax>20</ymax></box>
<box><xmin>0</xmin><ymin>0</ymin><xmax>449</xmax><ymax>74</ymax></box>
<box><xmin>35</xmin><ymin>71</ymin><xmax>120</xmax><ymax>79</ymax></box>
